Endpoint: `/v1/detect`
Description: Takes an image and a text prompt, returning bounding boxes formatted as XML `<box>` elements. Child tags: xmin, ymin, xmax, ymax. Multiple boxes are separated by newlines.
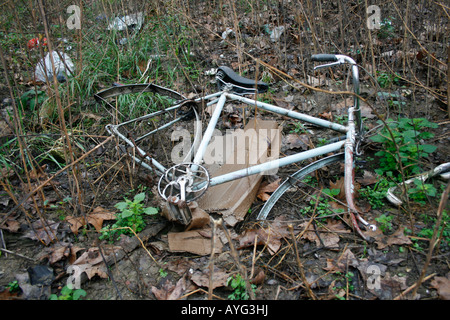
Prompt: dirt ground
<box><xmin>1</xmin><ymin>82</ymin><xmax>448</xmax><ymax>301</ymax></box>
<box><xmin>1</xmin><ymin>1</ymin><xmax>449</xmax><ymax>302</ymax></box>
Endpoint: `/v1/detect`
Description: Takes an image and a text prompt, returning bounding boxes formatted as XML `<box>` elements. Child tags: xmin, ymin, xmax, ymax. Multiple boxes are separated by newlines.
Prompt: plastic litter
<box><xmin>386</xmin><ymin>162</ymin><xmax>450</xmax><ymax>206</ymax></box>
<box><xmin>270</xmin><ymin>26</ymin><xmax>285</xmax><ymax>42</ymax></box>
<box><xmin>107</xmin><ymin>12</ymin><xmax>144</xmax><ymax>31</ymax></box>
<box><xmin>220</xmin><ymin>28</ymin><xmax>234</xmax><ymax>44</ymax></box>
<box><xmin>27</xmin><ymin>37</ymin><xmax>47</xmax><ymax>50</ymax></box>
<box><xmin>34</xmin><ymin>51</ymin><xmax>74</xmax><ymax>83</ymax></box>
<box><xmin>28</xmin><ymin>265</ymin><xmax>55</xmax><ymax>286</ymax></box>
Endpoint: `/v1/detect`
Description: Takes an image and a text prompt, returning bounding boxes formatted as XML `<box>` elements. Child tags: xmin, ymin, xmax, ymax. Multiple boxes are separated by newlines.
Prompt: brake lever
<box><xmin>313</xmin><ymin>61</ymin><xmax>343</xmax><ymax>71</ymax></box>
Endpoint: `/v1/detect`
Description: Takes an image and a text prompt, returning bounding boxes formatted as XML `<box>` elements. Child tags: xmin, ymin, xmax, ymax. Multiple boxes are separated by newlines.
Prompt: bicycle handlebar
<box><xmin>311</xmin><ymin>53</ymin><xmax>363</xmax><ymax>135</ymax></box>
<box><xmin>311</xmin><ymin>54</ymin><xmax>338</xmax><ymax>62</ymax></box>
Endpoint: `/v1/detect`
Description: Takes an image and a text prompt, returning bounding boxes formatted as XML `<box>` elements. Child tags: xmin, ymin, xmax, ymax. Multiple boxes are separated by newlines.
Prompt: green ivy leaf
<box><xmin>143</xmin><ymin>207</ymin><xmax>158</xmax><ymax>215</ymax></box>
<box><xmin>134</xmin><ymin>192</ymin><xmax>146</xmax><ymax>203</ymax></box>
<box><xmin>121</xmin><ymin>209</ymin><xmax>133</xmax><ymax>218</ymax></box>
<box><xmin>114</xmin><ymin>201</ymin><xmax>128</xmax><ymax>211</ymax></box>
<box><xmin>72</xmin><ymin>289</ymin><xmax>87</xmax><ymax>300</ymax></box>
<box><xmin>419</xmin><ymin>144</ymin><xmax>437</xmax><ymax>154</ymax></box>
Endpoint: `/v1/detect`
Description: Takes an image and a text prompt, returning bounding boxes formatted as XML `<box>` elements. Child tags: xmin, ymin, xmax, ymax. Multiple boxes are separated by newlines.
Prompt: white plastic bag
<box><xmin>107</xmin><ymin>12</ymin><xmax>143</xmax><ymax>31</ymax></box>
<box><xmin>34</xmin><ymin>51</ymin><xmax>74</xmax><ymax>83</ymax></box>
<box><xmin>270</xmin><ymin>26</ymin><xmax>285</xmax><ymax>42</ymax></box>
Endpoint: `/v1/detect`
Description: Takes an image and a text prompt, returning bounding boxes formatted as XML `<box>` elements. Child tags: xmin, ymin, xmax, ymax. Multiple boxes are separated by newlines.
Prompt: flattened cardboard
<box><xmin>168</xmin><ymin>229</ymin><xmax>222</xmax><ymax>256</ymax></box>
<box><xmin>198</xmin><ymin>119</ymin><xmax>281</xmax><ymax>226</ymax></box>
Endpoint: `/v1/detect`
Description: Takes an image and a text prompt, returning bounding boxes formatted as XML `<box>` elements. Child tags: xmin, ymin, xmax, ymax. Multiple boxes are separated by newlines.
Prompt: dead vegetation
<box><xmin>0</xmin><ymin>0</ymin><xmax>449</xmax><ymax>301</ymax></box>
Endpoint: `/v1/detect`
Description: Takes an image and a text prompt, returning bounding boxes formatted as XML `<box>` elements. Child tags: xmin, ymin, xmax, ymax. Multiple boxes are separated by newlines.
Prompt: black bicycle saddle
<box><xmin>216</xmin><ymin>66</ymin><xmax>269</xmax><ymax>94</ymax></box>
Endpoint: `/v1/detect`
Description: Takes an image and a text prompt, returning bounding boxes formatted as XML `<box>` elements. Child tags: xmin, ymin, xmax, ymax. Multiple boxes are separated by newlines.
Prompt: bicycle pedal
<box><xmin>167</xmin><ymin>196</ymin><xmax>192</xmax><ymax>225</ymax></box>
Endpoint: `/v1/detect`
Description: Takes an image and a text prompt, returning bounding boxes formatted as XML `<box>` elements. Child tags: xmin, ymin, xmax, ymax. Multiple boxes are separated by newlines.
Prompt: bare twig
<box><xmin>98</xmin><ymin>243</ymin><xmax>123</xmax><ymax>300</ymax></box>
<box><xmin>394</xmin><ymin>273</ymin><xmax>437</xmax><ymax>300</ymax></box>
<box><xmin>0</xmin><ymin>230</ymin><xmax>7</xmax><ymax>258</ymax></box>
<box><xmin>288</xmin><ymin>224</ymin><xmax>317</xmax><ymax>300</ymax></box>
<box><xmin>208</xmin><ymin>217</ymin><xmax>221</xmax><ymax>300</ymax></box>
<box><xmin>411</xmin><ymin>180</ymin><xmax>450</xmax><ymax>298</ymax></box>
<box><xmin>215</xmin><ymin>218</ymin><xmax>256</xmax><ymax>300</ymax></box>
<box><xmin>0</xmin><ymin>247</ymin><xmax>37</xmax><ymax>262</ymax></box>
<box><xmin>2</xmin><ymin>136</ymin><xmax>114</xmax><ymax>225</ymax></box>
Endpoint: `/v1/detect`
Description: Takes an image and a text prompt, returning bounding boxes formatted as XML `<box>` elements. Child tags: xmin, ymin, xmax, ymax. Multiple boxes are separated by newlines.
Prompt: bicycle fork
<box><xmin>344</xmin><ymin>107</ymin><xmax>376</xmax><ymax>240</ymax></box>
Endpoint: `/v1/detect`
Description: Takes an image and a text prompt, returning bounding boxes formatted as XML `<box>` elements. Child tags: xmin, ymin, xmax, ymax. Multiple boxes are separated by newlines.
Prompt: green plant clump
<box><xmin>377</xmin><ymin>71</ymin><xmax>400</xmax><ymax>89</ymax></box>
<box><xmin>359</xmin><ymin>178</ymin><xmax>395</xmax><ymax>209</ymax></box>
<box><xmin>369</xmin><ymin>118</ymin><xmax>437</xmax><ymax>178</ymax></box>
<box><xmin>300</xmin><ymin>188</ymin><xmax>345</xmax><ymax>220</ymax></box>
<box><xmin>227</xmin><ymin>274</ymin><xmax>256</xmax><ymax>300</ymax></box>
<box><xmin>100</xmin><ymin>192</ymin><xmax>158</xmax><ymax>242</ymax></box>
<box><xmin>375</xmin><ymin>214</ymin><xmax>393</xmax><ymax>233</ymax></box>
<box><xmin>6</xmin><ymin>280</ymin><xmax>19</xmax><ymax>293</ymax></box>
<box><xmin>20</xmin><ymin>89</ymin><xmax>48</xmax><ymax>111</ymax></box>
<box><xmin>50</xmin><ymin>285</ymin><xmax>86</xmax><ymax>300</ymax></box>
<box><xmin>407</xmin><ymin>179</ymin><xmax>438</xmax><ymax>205</ymax></box>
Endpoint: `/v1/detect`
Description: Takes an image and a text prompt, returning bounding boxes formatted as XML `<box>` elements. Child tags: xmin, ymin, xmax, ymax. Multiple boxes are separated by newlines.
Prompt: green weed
<box><xmin>227</xmin><ymin>274</ymin><xmax>256</xmax><ymax>300</ymax></box>
<box><xmin>375</xmin><ymin>214</ymin><xmax>393</xmax><ymax>233</ymax></box>
<box><xmin>417</xmin><ymin>211</ymin><xmax>450</xmax><ymax>247</ymax></box>
<box><xmin>49</xmin><ymin>285</ymin><xmax>86</xmax><ymax>300</ymax></box>
<box><xmin>359</xmin><ymin>178</ymin><xmax>396</xmax><ymax>209</ymax></box>
<box><xmin>378</xmin><ymin>17</ymin><xmax>396</xmax><ymax>39</ymax></box>
<box><xmin>407</xmin><ymin>179</ymin><xmax>438</xmax><ymax>205</ymax></box>
<box><xmin>369</xmin><ymin>118</ymin><xmax>437</xmax><ymax>178</ymax></box>
<box><xmin>20</xmin><ymin>89</ymin><xmax>48</xmax><ymax>112</ymax></box>
<box><xmin>300</xmin><ymin>188</ymin><xmax>344</xmax><ymax>220</ymax></box>
<box><xmin>6</xmin><ymin>280</ymin><xmax>19</xmax><ymax>293</ymax></box>
<box><xmin>100</xmin><ymin>192</ymin><xmax>158</xmax><ymax>242</ymax></box>
<box><xmin>377</xmin><ymin>71</ymin><xmax>400</xmax><ymax>89</ymax></box>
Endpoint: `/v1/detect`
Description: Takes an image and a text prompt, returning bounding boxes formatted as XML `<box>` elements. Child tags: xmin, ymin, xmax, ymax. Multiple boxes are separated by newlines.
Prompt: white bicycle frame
<box><xmin>101</xmin><ymin>54</ymin><xmax>376</xmax><ymax>239</ymax></box>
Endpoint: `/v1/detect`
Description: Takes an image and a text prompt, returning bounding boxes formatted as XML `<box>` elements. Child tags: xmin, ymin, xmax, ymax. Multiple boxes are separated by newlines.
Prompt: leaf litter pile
<box><xmin>1</xmin><ymin>1</ymin><xmax>450</xmax><ymax>301</ymax></box>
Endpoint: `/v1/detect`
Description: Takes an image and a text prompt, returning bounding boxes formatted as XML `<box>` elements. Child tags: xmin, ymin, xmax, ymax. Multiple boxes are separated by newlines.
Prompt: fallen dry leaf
<box><xmin>301</xmin><ymin>219</ymin><xmax>350</xmax><ymax>248</ymax></box>
<box><xmin>71</xmin><ymin>263</ymin><xmax>108</xmax><ymax>280</ymax></box>
<box><xmin>0</xmin><ymin>219</ymin><xmax>20</xmax><ymax>233</ymax></box>
<box><xmin>38</xmin><ymin>242</ymin><xmax>84</xmax><ymax>265</ymax></box>
<box><xmin>251</xmin><ymin>269</ymin><xmax>265</xmax><ymax>285</ymax></box>
<box><xmin>237</xmin><ymin>217</ymin><xmax>289</xmax><ymax>254</ymax></box>
<box><xmin>283</xmin><ymin>133</ymin><xmax>310</xmax><ymax>151</ymax></box>
<box><xmin>190</xmin><ymin>268</ymin><xmax>230</xmax><ymax>289</ymax></box>
<box><xmin>66</xmin><ymin>206</ymin><xmax>116</xmax><ymax>234</ymax></box>
<box><xmin>318</xmin><ymin>111</ymin><xmax>333</xmax><ymax>120</ymax></box>
<box><xmin>330</xmin><ymin>177</ymin><xmax>360</xmax><ymax>201</ymax></box>
<box><xmin>430</xmin><ymin>276</ymin><xmax>450</xmax><ymax>300</ymax></box>
<box><xmin>386</xmin><ymin>227</ymin><xmax>413</xmax><ymax>247</ymax></box>
<box><xmin>0</xmin><ymin>288</ymin><xmax>20</xmax><ymax>300</ymax></box>
<box><xmin>88</xmin><ymin>207</ymin><xmax>116</xmax><ymax>231</ymax></box>
<box><xmin>71</xmin><ymin>246</ymin><xmax>121</xmax><ymax>280</ymax></box>
<box><xmin>323</xmin><ymin>249</ymin><xmax>359</xmax><ymax>273</ymax></box>
<box><xmin>257</xmin><ymin>178</ymin><xmax>280</xmax><ymax>201</ymax></box>
<box><xmin>152</xmin><ymin>275</ymin><xmax>187</xmax><ymax>300</ymax></box>
<box><xmin>365</xmin><ymin>226</ymin><xmax>412</xmax><ymax>250</ymax></box>
<box><xmin>151</xmin><ymin>281</ymin><xmax>174</xmax><ymax>300</ymax></box>
<box><xmin>23</xmin><ymin>219</ymin><xmax>60</xmax><ymax>245</ymax></box>
<box><xmin>166</xmin><ymin>258</ymin><xmax>197</xmax><ymax>276</ymax></box>
<box><xmin>356</xmin><ymin>170</ymin><xmax>378</xmax><ymax>186</ymax></box>
<box><xmin>29</xmin><ymin>164</ymin><xmax>48</xmax><ymax>180</ymax></box>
